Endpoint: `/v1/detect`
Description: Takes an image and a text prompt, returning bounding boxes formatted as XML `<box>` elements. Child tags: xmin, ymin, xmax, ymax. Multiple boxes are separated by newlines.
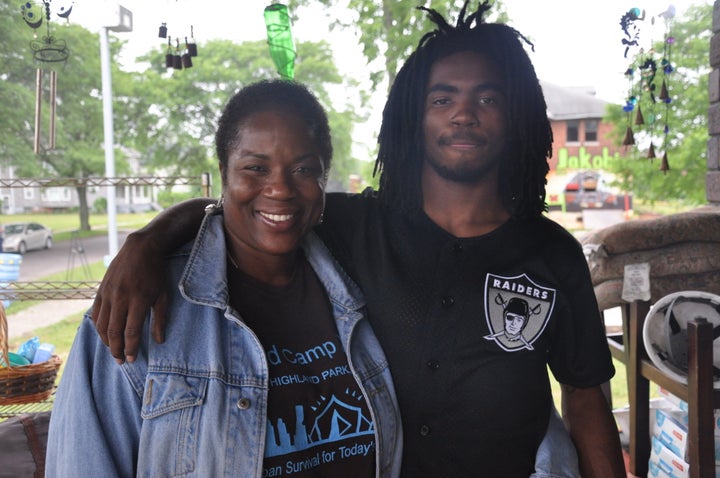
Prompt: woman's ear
<box><xmin>219</xmin><ymin>162</ymin><xmax>227</xmax><ymax>188</ymax></box>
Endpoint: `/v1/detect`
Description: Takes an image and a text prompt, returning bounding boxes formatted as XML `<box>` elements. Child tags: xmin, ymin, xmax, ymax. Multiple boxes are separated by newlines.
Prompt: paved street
<box><xmin>16</xmin><ymin>231</ymin><xmax>129</xmax><ymax>281</ymax></box>
<box><xmin>5</xmin><ymin>231</ymin><xmax>130</xmax><ymax>339</ymax></box>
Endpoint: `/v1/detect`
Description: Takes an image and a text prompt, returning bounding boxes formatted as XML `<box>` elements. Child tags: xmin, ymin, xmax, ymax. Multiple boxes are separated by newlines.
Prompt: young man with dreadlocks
<box><xmin>91</xmin><ymin>2</ymin><xmax>625</xmax><ymax>476</ymax></box>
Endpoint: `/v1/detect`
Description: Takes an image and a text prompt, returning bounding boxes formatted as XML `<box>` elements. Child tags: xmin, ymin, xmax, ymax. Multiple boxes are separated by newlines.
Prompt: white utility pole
<box><xmin>99</xmin><ymin>3</ymin><xmax>132</xmax><ymax>263</ymax></box>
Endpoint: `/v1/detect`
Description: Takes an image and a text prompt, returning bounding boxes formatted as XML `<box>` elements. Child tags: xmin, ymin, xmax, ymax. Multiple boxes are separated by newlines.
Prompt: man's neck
<box><xmin>421</xmin><ymin>168</ymin><xmax>511</xmax><ymax>238</ymax></box>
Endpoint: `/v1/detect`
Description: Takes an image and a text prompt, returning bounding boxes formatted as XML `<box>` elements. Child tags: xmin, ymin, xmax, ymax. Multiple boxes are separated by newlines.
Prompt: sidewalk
<box><xmin>6</xmin><ymin>299</ymin><xmax>93</xmax><ymax>340</ymax></box>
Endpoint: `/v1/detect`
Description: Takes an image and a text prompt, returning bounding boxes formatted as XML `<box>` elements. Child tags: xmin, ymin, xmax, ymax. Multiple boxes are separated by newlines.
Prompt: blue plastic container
<box><xmin>0</xmin><ymin>253</ymin><xmax>22</xmax><ymax>308</ymax></box>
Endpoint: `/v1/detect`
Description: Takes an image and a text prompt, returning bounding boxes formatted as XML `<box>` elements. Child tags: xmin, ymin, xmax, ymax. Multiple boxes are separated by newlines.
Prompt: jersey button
<box><xmin>441</xmin><ymin>296</ymin><xmax>455</xmax><ymax>308</ymax></box>
<box><xmin>453</xmin><ymin>242</ymin><xmax>464</xmax><ymax>253</ymax></box>
<box><xmin>420</xmin><ymin>425</ymin><xmax>430</xmax><ymax>436</ymax></box>
<box><xmin>237</xmin><ymin>398</ymin><xmax>251</xmax><ymax>410</ymax></box>
<box><xmin>426</xmin><ymin>360</ymin><xmax>440</xmax><ymax>370</ymax></box>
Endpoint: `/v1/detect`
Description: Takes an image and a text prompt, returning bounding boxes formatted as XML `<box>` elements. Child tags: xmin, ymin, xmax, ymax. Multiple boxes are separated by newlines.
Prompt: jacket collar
<box><xmin>179</xmin><ymin>213</ymin><xmax>365</xmax><ymax>313</ymax></box>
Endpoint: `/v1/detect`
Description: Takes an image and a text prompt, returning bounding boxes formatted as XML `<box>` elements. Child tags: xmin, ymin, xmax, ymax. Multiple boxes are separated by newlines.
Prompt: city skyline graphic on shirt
<box><xmin>265</xmin><ymin>389</ymin><xmax>374</xmax><ymax>457</ymax></box>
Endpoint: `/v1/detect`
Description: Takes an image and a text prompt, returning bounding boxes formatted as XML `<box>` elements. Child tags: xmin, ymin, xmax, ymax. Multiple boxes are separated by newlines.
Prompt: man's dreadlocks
<box><xmin>374</xmin><ymin>0</ymin><xmax>552</xmax><ymax>219</ymax></box>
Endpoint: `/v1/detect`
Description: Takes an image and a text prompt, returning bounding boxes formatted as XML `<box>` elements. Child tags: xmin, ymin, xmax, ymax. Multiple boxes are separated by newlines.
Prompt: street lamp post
<box><xmin>99</xmin><ymin>3</ymin><xmax>132</xmax><ymax>264</ymax></box>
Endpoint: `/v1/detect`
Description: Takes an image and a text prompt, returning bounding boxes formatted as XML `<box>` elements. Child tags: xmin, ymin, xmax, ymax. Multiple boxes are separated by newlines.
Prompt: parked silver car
<box><xmin>1</xmin><ymin>222</ymin><xmax>53</xmax><ymax>254</ymax></box>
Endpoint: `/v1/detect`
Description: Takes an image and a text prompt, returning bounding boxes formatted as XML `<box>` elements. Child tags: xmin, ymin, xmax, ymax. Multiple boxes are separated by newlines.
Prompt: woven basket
<box><xmin>0</xmin><ymin>302</ymin><xmax>62</xmax><ymax>405</ymax></box>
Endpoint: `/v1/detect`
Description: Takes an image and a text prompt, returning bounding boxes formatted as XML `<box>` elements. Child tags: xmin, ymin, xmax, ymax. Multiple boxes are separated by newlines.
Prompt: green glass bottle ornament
<box><xmin>264</xmin><ymin>4</ymin><xmax>296</xmax><ymax>80</ymax></box>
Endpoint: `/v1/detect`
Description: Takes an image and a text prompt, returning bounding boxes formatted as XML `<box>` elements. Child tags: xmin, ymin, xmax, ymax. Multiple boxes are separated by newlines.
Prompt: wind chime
<box><xmin>20</xmin><ymin>1</ymin><xmax>72</xmax><ymax>154</ymax></box>
<box><xmin>157</xmin><ymin>12</ymin><xmax>198</xmax><ymax>70</ymax></box>
<box><xmin>619</xmin><ymin>5</ymin><xmax>676</xmax><ymax>174</ymax></box>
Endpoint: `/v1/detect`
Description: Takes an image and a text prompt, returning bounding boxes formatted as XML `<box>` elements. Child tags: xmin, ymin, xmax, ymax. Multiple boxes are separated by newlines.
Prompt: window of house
<box><xmin>585</xmin><ymin>119</ymin><xmax>599</xmax><ymax>142</ymax></box>
<box><xmin>23</xmin><ymin>188</ymin><xmax>34</xmax><ymax>200</ymax></box>
<box><xmin>41</xmin><ymin>187</ymin><xmax>70</xmax><ymax>201</ymax></box>
<box><xmin>566</xmin><ymin>120</ymin><xmax>579</xmax><ymax>143</ymax></box>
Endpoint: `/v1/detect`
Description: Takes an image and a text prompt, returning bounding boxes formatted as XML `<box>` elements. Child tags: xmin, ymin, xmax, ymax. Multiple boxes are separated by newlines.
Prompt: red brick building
<box><xmin>541</xmin><ymin>81</ymin><xmax>628</xmax><ymax>211</ymax></box>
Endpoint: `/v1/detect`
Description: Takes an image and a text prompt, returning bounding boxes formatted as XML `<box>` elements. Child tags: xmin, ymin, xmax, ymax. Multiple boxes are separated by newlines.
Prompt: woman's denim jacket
<box><xmin>46</xmin><ymin>214</ymin><xmax>403</xmax><ymax>477</ymax></box>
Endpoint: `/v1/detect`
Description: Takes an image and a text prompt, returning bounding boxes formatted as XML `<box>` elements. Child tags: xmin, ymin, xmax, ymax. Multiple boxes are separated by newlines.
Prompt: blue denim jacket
<box><xmin>46</xmin><ymin>214</ymin><xmax>403</xmax><ymax>478</ymax></box>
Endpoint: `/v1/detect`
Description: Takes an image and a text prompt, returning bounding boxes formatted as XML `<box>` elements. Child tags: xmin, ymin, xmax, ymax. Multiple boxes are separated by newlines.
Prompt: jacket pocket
<box><xmin>138</xmin><ymin>372</ymin><xmax>208</xmax><ymax>477</ymax></box>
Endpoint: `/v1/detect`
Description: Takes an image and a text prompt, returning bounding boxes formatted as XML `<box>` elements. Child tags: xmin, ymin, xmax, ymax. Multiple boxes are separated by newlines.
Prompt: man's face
<box><xmin>422</xmin><ymin>51</ymin><xmax>507</xmax><ymax>184</ymax></box>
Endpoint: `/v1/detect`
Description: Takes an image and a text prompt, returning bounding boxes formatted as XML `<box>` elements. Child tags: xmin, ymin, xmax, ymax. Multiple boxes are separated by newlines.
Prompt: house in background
<box><xmin>541</xmin><ymin>81</ymin><xmax>630</xmax><ymax>212</ymax></box>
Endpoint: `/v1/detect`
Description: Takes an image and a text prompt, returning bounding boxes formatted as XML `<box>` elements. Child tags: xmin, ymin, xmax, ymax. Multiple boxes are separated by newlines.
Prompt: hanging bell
<box><xmin>158</xmin><ymin>23</ymin><xmax>168</xmax><ymax>38</ymax></box>
<box><xmin>186</xmin><ymin>28</ymin><xmax>198</xmax><ymax>57</ymax></box>
<box><xmin>165</xmin><ymin>37</ymin><xmax>173</xmax><ymax>67</ymax></box>
<box><xmin>647</xmin><ymin>143</ymin><xmax>656</xmax><ymax>159</ymax></box>
<box><xmin>660</xmin><ymin>152</ymin><xmax>670</xmax><ymax>174</ymax></box>
<box><xmin>186</xmin><ymin>40</ymin><xmax>198</xmax><ymax>57</ymax></box>
<box><xmin>622</xmin><ymin>126</ymin><xmax>635</xmax><ymax>146</ymax></box>
<box><xmin>182</xmin><ymin>52</ymin><xmax>193</xmax><ymax>68</ymax></box>
<box><xmin>634</xmin><ymin>105</ymin><xmax>645</xmax><ymax>125</ymax></box>
<box><xmin>172</xmin><ymin>38</ymin><xmax>183</xmax><ymax>69</ymax></box>
<box><xmin>659</xmin><ymin>80</ymin><xmax>669</xmax><ymax>102</ymax></box>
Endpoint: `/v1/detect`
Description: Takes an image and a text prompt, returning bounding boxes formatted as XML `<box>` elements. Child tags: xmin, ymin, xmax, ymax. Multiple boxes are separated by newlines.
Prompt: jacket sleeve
<box><xmin>46</xmin><ymin>313</ymin><xmax>145</xmax><ymax>477</ymax></box>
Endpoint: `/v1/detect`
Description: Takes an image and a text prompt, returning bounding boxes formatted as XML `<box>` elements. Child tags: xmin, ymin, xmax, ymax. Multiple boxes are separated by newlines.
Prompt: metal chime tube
<box><xmin>49</xmin><ymin>70</ymin><xmax>57</xmax><ymax>149</ymax></box>
<box><xmin>34</xmin><ymin>69</ymin><xmax>43</xmax><ymax>154</ymax></box>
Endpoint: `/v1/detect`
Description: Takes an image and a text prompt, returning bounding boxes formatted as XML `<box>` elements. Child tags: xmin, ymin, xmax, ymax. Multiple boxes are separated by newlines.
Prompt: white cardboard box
<box><xmin>654</xmin><ymin>407</ymin><xmax>720</xmax><ymax>464</ymax></box>
<box><xmin>650</xmin><ymin>435</ymin><xmax>690</xmax><ymax>478</ymax></box>
<box><xmin>658</xmin><ymin>386</ymin><xmax>720</xmax><ymax>435</ymax></box>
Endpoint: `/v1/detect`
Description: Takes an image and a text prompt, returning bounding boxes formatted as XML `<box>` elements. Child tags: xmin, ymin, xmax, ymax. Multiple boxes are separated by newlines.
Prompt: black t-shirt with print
<box><xmin>317</xmin><ymin>191</ymin><xmax>615</xmax><ymax>478</ymax></box>
<box><xmin>229</xmin><ymin>256</ymin><xmax>375</xmax><ymax>478</ymax></box>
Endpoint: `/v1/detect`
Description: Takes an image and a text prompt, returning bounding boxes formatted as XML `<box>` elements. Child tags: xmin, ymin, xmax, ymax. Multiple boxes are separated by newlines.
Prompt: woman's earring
<box><xmin>205</xmin><ymin>195</ymin><xmax>224</xmax><ymax>215</ymax></box>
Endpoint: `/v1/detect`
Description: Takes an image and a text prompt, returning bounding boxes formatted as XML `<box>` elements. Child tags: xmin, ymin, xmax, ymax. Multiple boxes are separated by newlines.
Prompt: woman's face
<box><xmin>221</xmin><ymin>109</ymin><xmax>325</xmax><ymax>268</ymax></box>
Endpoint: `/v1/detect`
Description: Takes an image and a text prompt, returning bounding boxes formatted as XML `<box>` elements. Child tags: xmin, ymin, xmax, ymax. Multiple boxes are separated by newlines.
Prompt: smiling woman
<box><xmin>46</xmin><ymin>79</ymin><xmax>403</xmax><ymax>478</ymax></box>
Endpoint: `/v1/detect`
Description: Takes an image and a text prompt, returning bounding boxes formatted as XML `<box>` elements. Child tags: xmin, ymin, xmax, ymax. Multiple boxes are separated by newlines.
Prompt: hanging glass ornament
<box><xmin>264</xmin><ymin>3</ymin><xmax>296</xmax><ymax>79</ymax></box>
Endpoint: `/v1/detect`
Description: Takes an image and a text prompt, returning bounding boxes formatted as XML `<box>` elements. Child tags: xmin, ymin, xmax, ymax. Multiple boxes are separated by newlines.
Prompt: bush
<box><xmin>93</xmin><ymin>197</ymin><xmax>107</xmax><ymax>213</ymax></box>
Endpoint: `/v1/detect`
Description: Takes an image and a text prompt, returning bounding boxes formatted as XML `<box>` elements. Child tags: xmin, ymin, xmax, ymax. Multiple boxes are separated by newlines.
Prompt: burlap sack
<box><xmin>588</xmin><ymin>241</ymin><xmax>720</xmax><ymax>286</ymax></box>
<box><xmin>581</xmin><ymin>206</ymin><xmax>720</xmax><ymax>255</ymax></box>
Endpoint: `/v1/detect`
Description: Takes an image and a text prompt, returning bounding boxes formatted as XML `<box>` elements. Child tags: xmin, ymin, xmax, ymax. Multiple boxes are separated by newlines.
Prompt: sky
<box><xmin>66</xmin><ymin>0</ymin><xmax>712</xmax><ymax>151</ymax></box>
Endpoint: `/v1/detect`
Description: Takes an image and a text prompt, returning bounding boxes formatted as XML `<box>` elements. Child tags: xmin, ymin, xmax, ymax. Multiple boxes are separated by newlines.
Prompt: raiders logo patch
<box><xmin>483</xmin><ymin>273</ymin><xmax>556</xmax><ymax>352</ymax></box>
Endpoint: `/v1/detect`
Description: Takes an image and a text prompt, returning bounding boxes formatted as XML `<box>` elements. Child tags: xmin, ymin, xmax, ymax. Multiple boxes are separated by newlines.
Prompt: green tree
<box><xmin>113</xmin><ymin>37</ymin><xmax>360</xmax><ymax>193</ymax></box>
<box><xmin>605</xmin><ymin>3</ymin><xmax>711</xmax><ymax>206</ymax></box>
<box><xmin>0</xmin><ymin>0</ymin><xmax>129</xmax><ymax>230</ymax></box>
<box><xmin>287</xmin><ymin>0</ymin><xmax>508</xmax><ymax>91</ymax></box>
